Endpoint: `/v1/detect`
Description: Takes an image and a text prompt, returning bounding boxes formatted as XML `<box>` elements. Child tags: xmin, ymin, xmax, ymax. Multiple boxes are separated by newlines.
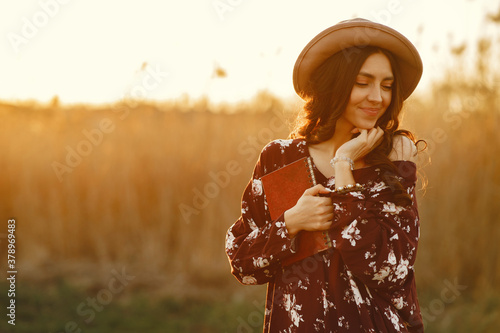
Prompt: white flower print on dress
<box><xmin>373</xmin><ymin>266</ymin><xmax>391</xmax><ymax>283</ymax></box>
<box><xmin>387</xmin><ymin>250</ymin><xmax>397</xmax><ymax>265</ymax></box>
<box><xmin>319</xmin><ymin>288</ymin><xmax>335</xmax><ymax>316</ymax></box>
<box><xmin>225</xmin><ymin>230</ymin><xmax>236</xmax><ymax>251</ymax></box>
<box><xmin>385</xmin><ymin>307</ymin><xmax>403</xmax><ymax>331</ymax></box>
<box><xmin>382</xmin><ymin>202</ymin><xmax>405</xmax><ymax>215</ymax></box>
<box><xmin>364</xmin><ymin>285</ymin><xmax>374</xmax><ymax>306</ymax></box>
<box><xmin>297</xmin><ymin>279</ymin><xmax>308</xmax><ymax>291</ymax></box>
<box><xmin>252</xmin><ymin>178</ymin><xmax>263</xmax><ymax>196</ymax></box>
<box><xmin>326</xmin><ymin>178</ymin><xmax>336</xmax><ymax>188</ymax></box>
<box><xmin>338</xmin><ymin>316</ymin><xmax>349</xmax><ymax>329</ymax></box>
<box><xmin>370</xmin><ymin>181</ymin><xmax>388</xmax><ymax>193</ymax></box>
<box><xmin>341</xmin><ymin>220</ymin><xmax>362</xmax><ymax>246</ymax></box>
<box><xmin>275</xmin><ymin>221</ymin><xmax>288</xmax><ymax>238</ymax></box>
<box><xmin>395</xmin><ymin>258</ymin><xmax>409</xmax><ymax>280</ymax></box>
<box><xmin>274</xmin><ymin>139</ymin><xmax>294</xmax><ymax>153</ymax></box>
<box><xmin>389</xmin><ymin>233</ymin><xmax>399</xmax><ymax>241</ymax></box>
<box><xmin>246</xmin><ymin>217</ymin><xmax>258</xmax><ymax>232</ymax></box>
<box><xmin>369</xmin><ymin>261</ymin><xmax>376</xmax><ymax>271</ymax></box>
<box><xmin>314</xmin><ymin>318</ymin><xmax>325</xmax><ymax>331</ymax></box>
<box><xmin>253</xmin><ymin>257</ymin><xmax>270</xmax><ymax>268</ymax></box>
<box><xmin>346</xmin><ymin>270</ymin><xmax>364</xmax><ymax>306</ymax></box>
<box><xmin>296</xmin><ymin>139</ymin><xmax>307</xmax><ymax>153</ymax></box>
<box><xmin>349</xmin><ymin>190</ymin><xmax>365</xmax><ymax>199</ymax></box>
<box><xmin>365</xmin><ymin>251</ymin><xmax>376</xmax><ymax>259</ymax></box>
<box><xmin>333</xmin><ymin>202</ymin><xmax>346</xmax><ymax>213</ymax></box>
<box><xmin>242</xmin><ymin>276</ymin><xmax>257</xmax><ymax>285</ymax></box>
<box><xmin>283</xmin><ymin>293</ymin><xmax>304</xmax><ymax>327</ymax></box>
<box><xmin>248</xmin><ymin>228</ymin><xmax>259</xmax><ymax>240</ymax></box>
<box><xmin>392</xmin><ymin>296</ymin><xmax>405</xmax><ymax>310</ymax></box>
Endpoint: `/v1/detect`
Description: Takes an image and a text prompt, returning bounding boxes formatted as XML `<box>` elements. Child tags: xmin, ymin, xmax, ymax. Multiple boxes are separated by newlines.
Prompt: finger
<box><xmin>317</xmin><ymin>203</ymin><xmax>334</xmax><ymax>213</ymax></box>
<box><xmin>324</xmin><ymin>214</ymin><xmax>334</xmax><ymax>224</ymax></box>
<box><xmin>375</xmin><ymin>126</ymin><xmax>384</xmax><ymax>135</ymax></box>
<box><xmin>304</xmin><ymin>184</ymin><xmax>328</xmax><ymax>196</ymax></box>
<box><xmin>324</xmin><ymin>210</ymin><xmax>334</xmax><ymax>220</ymax></box>
<box><xmin>366</xmin><ymin>128</ymin><xmax>376</xmax><ymax>143</ymax></box>
<box><xmin>318</xmin><ymin>187</ymin><xmax>332</xmax><ymax>195</ymax></box>
<box><xmin>318</xmin><ymin>198</ymin><xmax>333</xmax><ymax>207</ymax></box>
<box><xmin>368</xmin><ymin>127</ymin><xmax>384</xmax><ymax>146</ymax></box>
<box><xmin>358</xmin><ymin>128</ymin><xmax>368</xmax><ymax>142</ymax></box>
<box><xmin>312</xmin><ymin>199</ymin><xmax>333</xmax><ymax>211</ymax></box>
<box><xmin>319</xmin><ymin>212</ymin><xmax>334</xmax><ymax>222</ymax></box>
<box><xmin>323</xmin><ymin>216</ymin><xmax>333</xmax><ymax>230</ymax></box>
<box><xmin>324</xmin><ymin>204</ymin><xmax>334</xmax><ymax>212</ymax></box>
<box><xmin>315</xmin><ymin>220</ymin><xmax>332</xmax><ymax>231</ymax></box>
<box><xmin>367</xmin><ymin>127</ymin><xmax>379</xmax><ymax>141</ymax></box>
<box><xmin>374</xmin><ymin>127</ymin><xmax>385</xmax><ymax>145</ymax></box>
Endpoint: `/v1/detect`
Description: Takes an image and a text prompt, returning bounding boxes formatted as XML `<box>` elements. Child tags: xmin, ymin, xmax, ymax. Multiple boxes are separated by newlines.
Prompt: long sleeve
<box><xmin>225</xmin><ymin>144</ymin><xmax>297</xmax><ymax>285</ymax></box>
<box><xmin>328</xmin><ymin>170</ymin><xmax>420</xmax><ymax>292</ymax></box>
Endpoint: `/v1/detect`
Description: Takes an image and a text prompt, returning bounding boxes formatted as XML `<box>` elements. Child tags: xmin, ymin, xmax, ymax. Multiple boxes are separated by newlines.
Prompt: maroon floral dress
<box><xmin>225</xmin><ymin>139</ymin><xmax>424</xmax><ymax>332</ymax></box>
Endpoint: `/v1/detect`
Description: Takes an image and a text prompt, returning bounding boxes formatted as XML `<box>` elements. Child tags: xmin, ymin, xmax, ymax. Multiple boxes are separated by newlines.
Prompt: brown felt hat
<box><xmin>293</xmin><ymin>18</ymin><xmax>423</xmax><ymax>100</ymax></box>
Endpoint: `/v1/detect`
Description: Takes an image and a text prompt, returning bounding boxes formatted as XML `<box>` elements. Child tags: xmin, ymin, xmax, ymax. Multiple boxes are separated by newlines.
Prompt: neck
<box><xmin>321</xmin><ymin>118</ymin><xmax>355</xmax><ymax>157</ymax></box>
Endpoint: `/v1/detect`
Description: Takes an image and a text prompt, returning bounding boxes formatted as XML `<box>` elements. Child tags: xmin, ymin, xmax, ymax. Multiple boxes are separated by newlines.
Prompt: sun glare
<box><xmin>0</xmin><ymin>0</ymin><xmax>498</xmax><ymax>104</ymax></box>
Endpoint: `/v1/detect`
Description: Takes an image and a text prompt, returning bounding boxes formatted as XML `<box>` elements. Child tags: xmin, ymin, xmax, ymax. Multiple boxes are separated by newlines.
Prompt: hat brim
<box><xmin>293</xmin><ymin>19</ymin><xmax>423</xmax><ymax>100</ymax></box>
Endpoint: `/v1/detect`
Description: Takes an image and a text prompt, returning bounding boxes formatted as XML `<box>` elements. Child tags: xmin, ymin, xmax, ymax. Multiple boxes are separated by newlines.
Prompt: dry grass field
<box><xmin>1</xmin><ymin>50</ymin><xmax>500</xmax><ymax>332</ymax></box>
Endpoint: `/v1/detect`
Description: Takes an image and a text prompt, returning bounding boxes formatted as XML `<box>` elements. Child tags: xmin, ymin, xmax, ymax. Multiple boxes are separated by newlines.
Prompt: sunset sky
<box><xmin>0</xmin><ymin>0</ymin><xmax>498</xmax><ymax>104</ymax></box>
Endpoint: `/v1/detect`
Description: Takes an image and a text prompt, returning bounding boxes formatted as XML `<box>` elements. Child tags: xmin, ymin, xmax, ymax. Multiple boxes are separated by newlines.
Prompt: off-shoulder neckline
<box><xmin>301</xmin><ymin>138</ymin><xmax>417</xmax><ymax>181</ymax></box>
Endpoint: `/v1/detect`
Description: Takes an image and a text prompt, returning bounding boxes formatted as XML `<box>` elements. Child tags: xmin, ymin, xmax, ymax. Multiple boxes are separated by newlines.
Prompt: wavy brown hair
<box><xmin>290</xmin><ymin>46</ymin><xmax>422</xmax><ymax>205</ymax></box>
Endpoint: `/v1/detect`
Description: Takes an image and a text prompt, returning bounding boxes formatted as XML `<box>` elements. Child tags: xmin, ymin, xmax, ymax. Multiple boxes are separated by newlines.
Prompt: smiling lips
<box><xmin>360</xmin><ymin>107</ymin><xmax>381</xmax><ymax>117</ymax></box>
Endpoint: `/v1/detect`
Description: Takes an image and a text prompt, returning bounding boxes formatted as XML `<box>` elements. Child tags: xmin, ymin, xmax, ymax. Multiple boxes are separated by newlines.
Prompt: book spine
<box><xmin>305</xmin><ymin>157</ymin><xmax>317</xmax><ymax>186</ymax></box>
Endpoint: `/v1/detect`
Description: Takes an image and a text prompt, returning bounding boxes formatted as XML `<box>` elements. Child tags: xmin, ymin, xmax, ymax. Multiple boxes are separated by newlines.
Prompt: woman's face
<box><xmin>341</xmin><ymin>52</ymin><xmax>393</xmax><ymax>130</ymax></box>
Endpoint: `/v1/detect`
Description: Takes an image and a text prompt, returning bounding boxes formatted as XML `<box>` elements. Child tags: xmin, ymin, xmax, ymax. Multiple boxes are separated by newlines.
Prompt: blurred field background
<box><xmin>1</xmin><ymin>28</ymin><xmax>500</xmax><ymax>333</ymax></box>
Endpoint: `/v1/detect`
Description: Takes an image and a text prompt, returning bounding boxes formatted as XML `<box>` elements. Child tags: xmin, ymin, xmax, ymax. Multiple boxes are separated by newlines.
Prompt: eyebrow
<box><xmin>358</xmin><ymin>72</ymin><xmax>394</xmax><ymax>81</ymax></box>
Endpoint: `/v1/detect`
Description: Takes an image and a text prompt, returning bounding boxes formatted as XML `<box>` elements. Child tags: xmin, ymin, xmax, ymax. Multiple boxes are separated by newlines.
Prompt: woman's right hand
<box><xmin>284</xmin><ymin>184</ymin><xmax>334</xmax><ymax>238</ymax></box>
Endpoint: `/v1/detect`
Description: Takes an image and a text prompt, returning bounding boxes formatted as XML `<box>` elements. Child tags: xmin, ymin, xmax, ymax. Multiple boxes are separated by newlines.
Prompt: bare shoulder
<box><xmin>388</xmin><ymin>135</ymin><xmax>418</xmax><ymax>163</ymax></box>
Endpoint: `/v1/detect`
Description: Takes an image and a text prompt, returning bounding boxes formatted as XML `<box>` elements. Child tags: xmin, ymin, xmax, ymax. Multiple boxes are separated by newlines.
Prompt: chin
<box><xmin>356</xmin><ymin>122</ymin><xmax>377</xmax><ymax>130</ymax></box>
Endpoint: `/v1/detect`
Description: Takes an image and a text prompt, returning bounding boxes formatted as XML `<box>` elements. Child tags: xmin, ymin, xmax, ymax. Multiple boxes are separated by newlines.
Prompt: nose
<box><xmin>367</xmin><ymin>85</ymin><xmax>383</xmax><ymax>103</ymax></box>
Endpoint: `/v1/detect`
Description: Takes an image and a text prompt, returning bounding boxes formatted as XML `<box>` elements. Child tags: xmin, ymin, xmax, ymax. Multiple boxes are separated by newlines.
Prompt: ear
<box><xmin>388</xmin><ymin>135</ymin><xmax>418</xmax><ymax>163</ymax></box>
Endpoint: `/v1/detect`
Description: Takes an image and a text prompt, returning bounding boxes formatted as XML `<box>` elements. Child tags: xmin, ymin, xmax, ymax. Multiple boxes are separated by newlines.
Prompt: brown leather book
<box><xmin>261</xmin><ymin>157</ymin><xmax>333</xmax><ymax>267</ymax></box>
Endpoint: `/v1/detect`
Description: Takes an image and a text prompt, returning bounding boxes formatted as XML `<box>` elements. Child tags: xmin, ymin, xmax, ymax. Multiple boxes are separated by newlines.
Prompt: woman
<box><xmin>226</xmin><ymin>18</ymin><xmax>425</xmax><ymax>332</ymax></box>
